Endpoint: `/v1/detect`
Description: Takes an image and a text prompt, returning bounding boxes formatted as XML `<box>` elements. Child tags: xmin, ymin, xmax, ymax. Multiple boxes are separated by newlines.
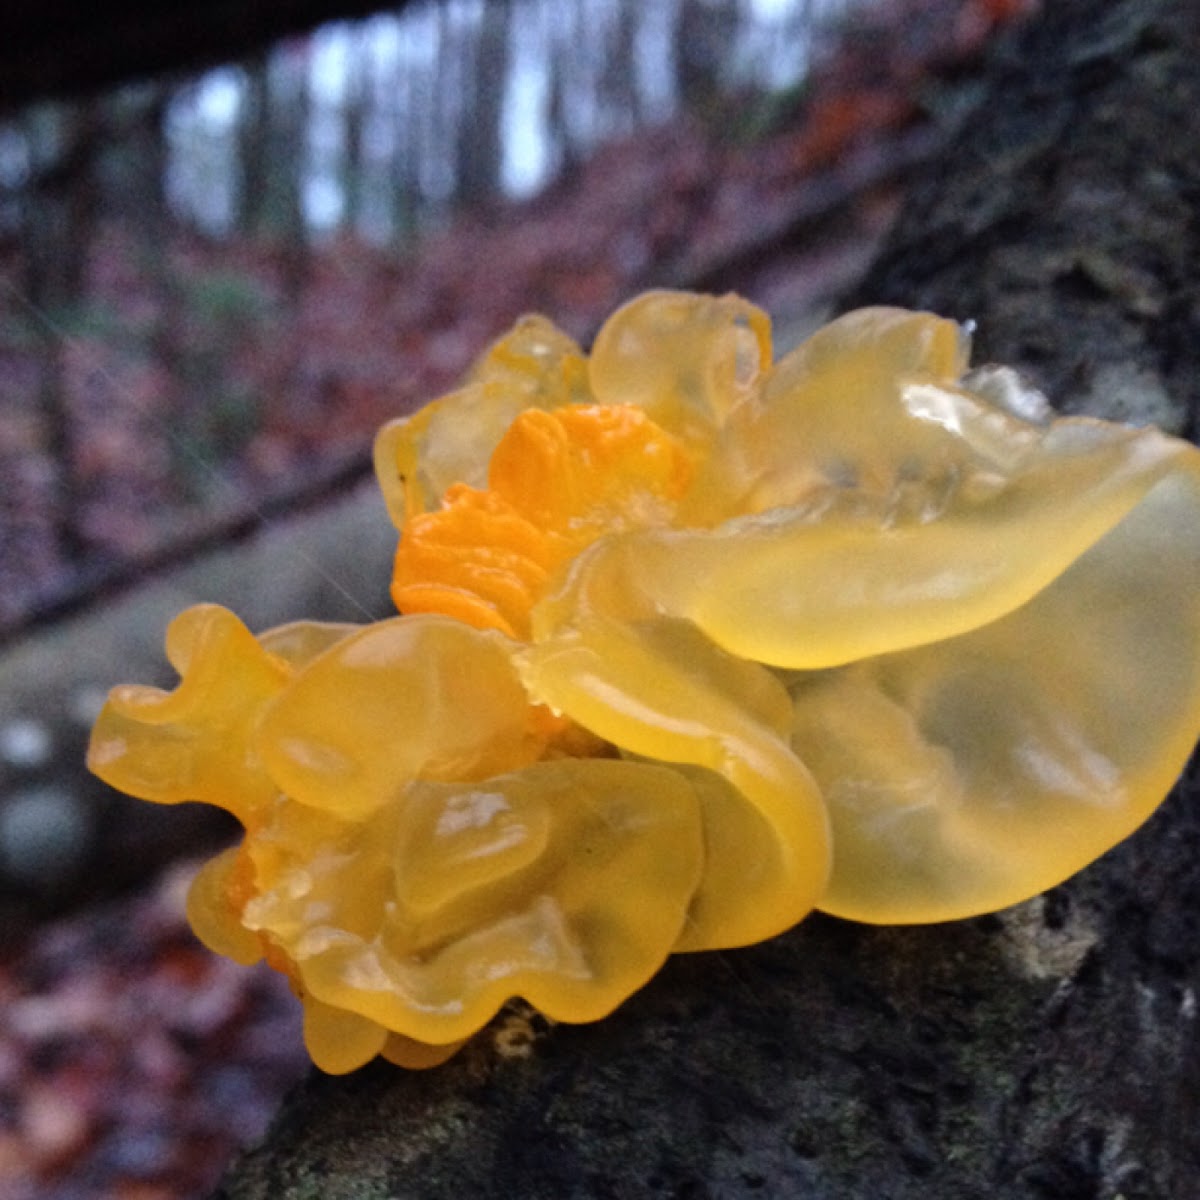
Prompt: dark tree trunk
<box><xmin>390</xmin><ymin>45</ymin><xmax>421</xmax><ymax>244</ymax></box>
<box><xmin>274</xmin><ymin>48</ymin><xmax>312</xmax><ymax>302</ymax></box>
<box><xmin>454</xmin><ymin>0</ymin><xmax>512</xmax><ymax>206</ymax></box>
<box><xmin>600</xmin><ymin>0</ymin><xmax>643</xmax><ymax>134</ymax></box>
<box><xmin>238</xmin><ymin>52</ymin><xmax>273</xmax><ymax>236</ymax></box>
<box><xmin>214</xmin><ymin>2</ymin><xmax>1200</xmax><ymax>1196</ymax></box>
<box><xmin>21</xmin><ymin>100</ymin><xmax>100</xmax><ymax>569</ymax></box>
<box><xmin>675</xmin><ymin>0</ymin><xmax>740</xmax><ymax>118</ymax></box>
<box><xmin>840</xmin><ymin>0</ymin><xmax>1200</xmax><ymax>441</ymax></box>
<box><xmin>341</xmin><ymin>29</ymin><xmax>369</xmax><ymax>236</ymax></box>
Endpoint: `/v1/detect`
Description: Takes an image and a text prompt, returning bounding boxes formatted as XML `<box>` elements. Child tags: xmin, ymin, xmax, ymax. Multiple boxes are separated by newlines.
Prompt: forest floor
<box><xmin>0</xmin><ymin>3</ymin><xmax>1036</xmax><ymax>1198</ymax></box>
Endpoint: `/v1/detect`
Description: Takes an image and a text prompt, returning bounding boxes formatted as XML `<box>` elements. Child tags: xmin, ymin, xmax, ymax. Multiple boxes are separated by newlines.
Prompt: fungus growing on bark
<box><xmin>90</xmin><ymin>291</ymin><xmax>1200</xmax><ymax>1070</ymax></box>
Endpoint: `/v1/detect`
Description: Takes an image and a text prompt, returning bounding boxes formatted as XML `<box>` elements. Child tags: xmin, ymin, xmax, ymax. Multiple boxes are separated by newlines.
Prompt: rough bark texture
<box><xmin>215</xmin><ymin>2</ymin><xmax>1200</xmax><ymax>1196</ymax></box>
<box><xmin>841</xmin><ymin>0</ymin><xmax>1200</xmax><ymax>438</ymax></box>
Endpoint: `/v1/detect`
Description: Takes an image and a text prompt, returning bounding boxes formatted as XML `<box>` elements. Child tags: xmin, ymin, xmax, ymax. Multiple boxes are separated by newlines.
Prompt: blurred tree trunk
<box><xmin>546</xmin><ymin>3</ymin><xmax>583</xmax><ymax>176</ymax></box>
<box><xmin>676</xmin><ymin>0</ymin><xmax>740</xmax><ymax>117</ymax></box>
<box><xmin>214</xmin><ymin>1</ymin><xmax>1200</xmax><ymax>1196</ymax></box>
<box><xmin>238</xmin><ymin>52</ymin><xmax>272</xmax><ymax>235</ymax></box>
<box><xmin>390</xmin><ymin>46</ymin><xmax>421</xmax><ymax>245</ymax></box>
<box><xmin>110</xmin><ymin>84</ymin><xmax>170</xmax><ymax>233</ymax></box>
<box><xmin>273</xmin><ymin>47</ymin><xmax>312</xmax><ymax>302</ymax></box>
<box><xmin>341</xmin><ymin>30</ymin><xmax>369</xmax><ymax>236</ymax></box>
<box><xmin>249</xmin><ymin>42</ymin><xmax>316</xmax><ymax>468</ymax></box>
<box><xmin>21</xmin><ymin>101</ymin><xmax>100</xmax><ymax>568</ymax></box>
<box><xmin>425</xmin><ymin>2</ymin><xmax>460</xmax><ymax>210</ymax></box>
<box><xmin>237</xmin><ymin>43</ymin><xmax>310</xmax><ymax>299</ymax></box>
<box><xmin>600</xmin><ymin>0</ymin><xmax>643</xmax><ymax>132</ymax></box>
<box><xmin>21</xmin><ymin>104</ymin><xmax>97</xmax><ymax>310</ymax></box>
<box><xmin>454</xmin><ymin>0</ymin><xmax>511</xmax><ymax>206</ymax></box>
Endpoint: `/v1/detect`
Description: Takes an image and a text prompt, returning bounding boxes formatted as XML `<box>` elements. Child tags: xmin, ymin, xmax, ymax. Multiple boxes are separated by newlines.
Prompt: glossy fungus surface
<box><xmin>90</xmin><ymin>290</ymin><xmax>1200</xmax><ymax>1070</ymax></box>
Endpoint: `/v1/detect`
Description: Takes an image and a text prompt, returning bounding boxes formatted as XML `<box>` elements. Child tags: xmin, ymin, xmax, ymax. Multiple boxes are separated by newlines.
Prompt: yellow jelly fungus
<box><xmin>377</xmin><ymin>292</ymin><xmax>1200</xmax><ymax>928</ymax></box>
<box><xmin>92</xmin><ymin>605</ymin><xmax>706</xmax><ymax>1072</ymax></box>
<box><xmin>89</xmin><ymin>290</ymin><xmax>1200</xmax><ymax>1073</ymax></box>
<box><xmin>391</xmin><ymin>403</ymin><xmax>692</xmax><ymax>638</ymax></box>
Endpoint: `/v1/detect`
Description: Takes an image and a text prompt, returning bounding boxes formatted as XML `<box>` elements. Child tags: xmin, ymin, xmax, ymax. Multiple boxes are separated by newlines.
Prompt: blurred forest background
<box><xmin>0</xmin><ymin>0</ymin><xmax>1027</xmax><ymax>639</ymax></box>
<box><xmin>0</xmin><ymin>2</ymin><xmax>1034</xmax><ymax>1198</ymax></box>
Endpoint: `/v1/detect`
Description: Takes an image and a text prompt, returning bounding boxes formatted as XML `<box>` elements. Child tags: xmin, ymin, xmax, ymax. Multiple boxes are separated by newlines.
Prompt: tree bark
<box><xmin>214</xmin><ymin>2</ymin><xmax>1200</xmax><ymax>1196</ymax></box>
<box><xmin>840</xmin><ymin>0</ymin><xmax>1200</xmax><ymax>441</ymax></box>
